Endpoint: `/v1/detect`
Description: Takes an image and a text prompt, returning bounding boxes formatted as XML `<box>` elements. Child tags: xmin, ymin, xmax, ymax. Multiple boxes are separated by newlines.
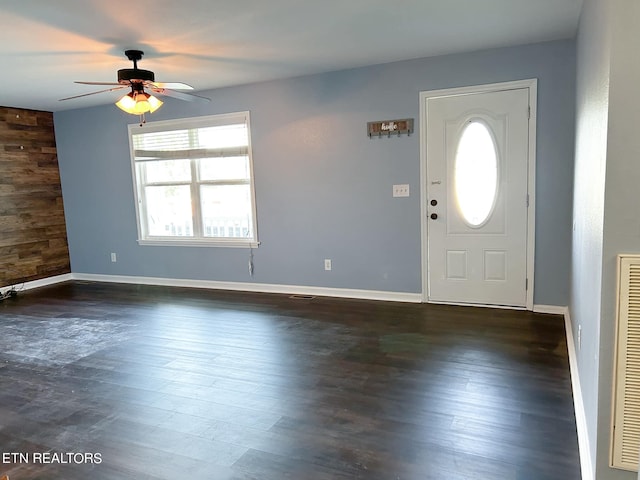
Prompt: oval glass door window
<box><xmin>454</xmin><ymin>121</ymin><xmax>499</xmax><ymax>226</ymax></box>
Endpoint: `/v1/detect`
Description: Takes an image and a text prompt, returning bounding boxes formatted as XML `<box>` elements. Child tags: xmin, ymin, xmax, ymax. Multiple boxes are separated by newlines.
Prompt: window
<box><xmin>454</xmin><ymin>120</ymin><xmax>499</xmax><ymax>227</ymax></box>
<box><xmin>129</xmin><ymin>112</ymin><xmax>258</xmax><ymax>247</ymax></box>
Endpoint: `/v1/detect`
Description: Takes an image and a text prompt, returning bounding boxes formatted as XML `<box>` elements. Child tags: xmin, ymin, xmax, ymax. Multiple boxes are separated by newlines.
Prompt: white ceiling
<box><xmin>0</xmin><ymin>0</ymin><xmax>583</xmax><ymax>112</ymax></box>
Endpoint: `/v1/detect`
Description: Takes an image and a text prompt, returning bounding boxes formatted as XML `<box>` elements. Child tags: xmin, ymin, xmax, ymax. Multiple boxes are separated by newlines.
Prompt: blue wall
<box><xmin>54</xmin><ymin>39</ymin><xmax>575</xmax><ymax>305</ymax></box>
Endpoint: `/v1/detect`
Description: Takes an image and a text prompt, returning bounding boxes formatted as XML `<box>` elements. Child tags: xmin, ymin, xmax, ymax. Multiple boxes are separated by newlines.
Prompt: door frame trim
<box><xmin>419</xmin><ymin>79</ymin><xmax>538</xmax><ymax>310</ymax></box>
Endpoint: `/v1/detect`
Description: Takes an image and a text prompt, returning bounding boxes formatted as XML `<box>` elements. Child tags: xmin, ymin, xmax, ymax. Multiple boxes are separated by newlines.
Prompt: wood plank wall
<box><xmin>0</xmin><ymin>107</ymin><xmax>70</xmax><ymax>287</ymax></box>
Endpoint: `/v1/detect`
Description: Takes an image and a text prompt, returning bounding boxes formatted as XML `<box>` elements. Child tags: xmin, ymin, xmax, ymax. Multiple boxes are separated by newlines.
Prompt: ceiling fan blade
<box><xmin>59</xmin><ymin>86</ymin><xmax>128</xmax><ymax>101</ymax></box>
<box><xmin>149</xmin><ymin>81</ymin><xmax>194</xmax><ymax>90</ymax></box>
<box><xmin>75</xmin><ymin>81</ymin><xmax>124</xmax><ymax>86</ymax></box>
<box><xmin>151</xmin><ymin>88</ymin><xmax>211</xmax><ymax>103</ymax></box>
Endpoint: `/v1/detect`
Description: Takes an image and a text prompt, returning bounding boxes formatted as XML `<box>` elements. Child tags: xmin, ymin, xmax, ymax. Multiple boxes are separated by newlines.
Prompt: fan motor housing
<box><xmin>118</xmin><ymin>68</ymin><xmax>155</xmax><ymax>84</ymax></box>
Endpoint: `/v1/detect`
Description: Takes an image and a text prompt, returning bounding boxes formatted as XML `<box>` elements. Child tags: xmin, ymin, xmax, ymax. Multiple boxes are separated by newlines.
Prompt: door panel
<box><xmin>426</xmin><ymin>87</ymin><xmax>530</xmax><ymax>307</ymax></box>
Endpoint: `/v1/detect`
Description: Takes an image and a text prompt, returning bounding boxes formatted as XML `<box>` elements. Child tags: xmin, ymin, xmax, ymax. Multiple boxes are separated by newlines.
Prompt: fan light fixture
<box><xmin>115</xmin><ymin>90</ymin><xmax>163</xmax><ymax>115</ymax></box>
<box><xmin>60</xmin><ymin>50</ymin><xmax>211</xmax><ymax>117</ymax></box>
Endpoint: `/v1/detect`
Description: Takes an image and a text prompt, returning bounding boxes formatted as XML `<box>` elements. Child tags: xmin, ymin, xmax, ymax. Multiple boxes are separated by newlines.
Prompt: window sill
<box><xmin>138</xmin><ymin>238</ymin><xmax>260</xmax><ymax>248</ymax></box>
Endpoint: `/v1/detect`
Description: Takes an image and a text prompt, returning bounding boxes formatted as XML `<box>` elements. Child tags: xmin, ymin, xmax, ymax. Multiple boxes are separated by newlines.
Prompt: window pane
<box><xmin>454</xmin><ymin>121</ymin><xmax>499</xmax><ymax>227</ymax></box>
<box><xmin>197</xmin><ymin>124</ymin><xmax>248</xmax><ymax>149</ymax></box>
<box><xmin>143</xmin><ymin>159</ymin><xmax>191</xmax><ymax>183</ymax></box>
<box><xmin>199</xmin><ymin>156</ymin><xmax>250</xmax><ymax>181</ymax></box>
<box><xmin>201</xmin><ymin>185</ymin><xmax>253</xmax><ymax>238</ymax></box>
<box><xmin>144</xmin><ymin>185</ymin><xmax>193</xmax><ymax>237</ymax></box>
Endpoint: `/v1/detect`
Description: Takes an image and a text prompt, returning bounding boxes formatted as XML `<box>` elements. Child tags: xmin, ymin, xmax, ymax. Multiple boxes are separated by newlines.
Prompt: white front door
<box><xmin>422</xmin><ymin>82</ymin><xmax>535</xmax><ymax>308</ymax></box>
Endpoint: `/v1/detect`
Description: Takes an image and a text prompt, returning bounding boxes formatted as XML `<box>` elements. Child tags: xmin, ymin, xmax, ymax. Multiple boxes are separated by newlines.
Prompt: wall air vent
<box><xmin>611</xmin><ymin>254</ymin><xmax>640</xmax><ymax>471</ymax></box>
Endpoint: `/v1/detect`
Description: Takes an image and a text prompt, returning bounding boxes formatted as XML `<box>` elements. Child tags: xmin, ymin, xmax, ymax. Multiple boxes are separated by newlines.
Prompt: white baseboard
<box><xmin>533</xmin><ymin>304</ymin><xmax>567</xmax><ymax>315</ymax></box>
<box><xmin>9</xmin><ymin>274</ymin><xmax>572</xmax><ymax>312</ymax></box>
<box><xmin>70</xmin><ymin>273</ymin><xmax>424</xmax><ymax>303</ymax></box>
<box><xmin>1</xmin><ymin>273</ymin><xmax>74</xmax><ymax>293</ymax></box>
<box><xmin>563</xmin><ymin>306</ymin><xmax>594</xmax><ymax>480</ymax></box>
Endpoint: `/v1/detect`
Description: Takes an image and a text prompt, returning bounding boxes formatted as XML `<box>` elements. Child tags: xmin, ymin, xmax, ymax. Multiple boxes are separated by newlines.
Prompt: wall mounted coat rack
<box><xmin>367</xmin><ymin>118</ymin><xmax>414</xmax><ymax>138</ymax></box>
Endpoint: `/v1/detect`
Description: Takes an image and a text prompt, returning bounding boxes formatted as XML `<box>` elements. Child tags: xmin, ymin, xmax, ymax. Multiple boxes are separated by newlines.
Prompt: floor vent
<box><xmin>289</xmin><ymin>294</ymin><xmax>316</xmax><ymax>300</ymax></box>
<box><xmin>611</xmin><ymin>254</ymin><xmax>640</xmax><ymax>471</ymax></box>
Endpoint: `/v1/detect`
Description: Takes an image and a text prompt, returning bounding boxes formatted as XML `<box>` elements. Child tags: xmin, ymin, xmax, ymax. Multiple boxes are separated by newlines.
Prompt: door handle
<box><xmin>430</xmin><ymin>213</ymin><xmax>438</xmax><ymax>220</ymax></box>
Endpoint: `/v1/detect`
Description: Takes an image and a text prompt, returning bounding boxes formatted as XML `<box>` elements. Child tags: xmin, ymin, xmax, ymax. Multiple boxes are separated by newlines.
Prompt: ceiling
<box><xmin>0</xmin><ymin>0</ymin><xmax>583</xmax><ymax>112</ymax></box>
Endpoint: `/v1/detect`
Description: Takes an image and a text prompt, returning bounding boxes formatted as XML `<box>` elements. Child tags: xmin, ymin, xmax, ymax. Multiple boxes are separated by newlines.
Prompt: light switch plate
<box><xmin>393</xmin><ymin>184</ymin><xmax>410</xmax><ymax>197</ymax></box>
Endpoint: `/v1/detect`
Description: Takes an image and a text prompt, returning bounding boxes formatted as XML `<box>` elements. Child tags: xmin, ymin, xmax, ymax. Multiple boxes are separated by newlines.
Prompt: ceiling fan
<box><xmin>60</xmin><ymin>49</ymin><xmax>210</xmax><ymax>120</ymax></box>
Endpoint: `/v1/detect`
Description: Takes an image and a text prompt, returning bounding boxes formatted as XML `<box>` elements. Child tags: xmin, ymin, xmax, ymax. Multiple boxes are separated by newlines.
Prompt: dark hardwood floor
<box><xmin>0</xmin><ymin>281</ymin><xmax>580</xmax><ymax>480</ymax></box>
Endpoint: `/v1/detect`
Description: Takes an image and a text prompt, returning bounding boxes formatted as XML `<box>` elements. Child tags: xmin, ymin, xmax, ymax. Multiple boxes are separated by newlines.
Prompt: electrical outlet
<box><xmin>324</xmin><ymin>259</ymin><xmax>332</xmax><ymax>271</ymax></box>
<box><xmin>110</xmin><ymin>252</ymin><xmax>117</xmax><ymax>263</ymax></box>
<box><xmin>393</xmin><ymin>184</ymin><xmax>410</xmax><ymax>197</ymax></box>
<box><xmin>577</xmin><ymin>324</ymin><xmax>582</xmax><ymax>350</ymax></box>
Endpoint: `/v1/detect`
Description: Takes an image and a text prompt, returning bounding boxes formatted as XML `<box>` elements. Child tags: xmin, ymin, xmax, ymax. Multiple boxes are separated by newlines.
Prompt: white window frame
<box><xmin>128</xmin><ymin>112</ymin><xmax>259</xmax><ymax>248</ymax></box>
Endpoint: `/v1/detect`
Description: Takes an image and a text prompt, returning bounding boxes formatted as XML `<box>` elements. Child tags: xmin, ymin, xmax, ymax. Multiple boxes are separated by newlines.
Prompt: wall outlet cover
<box><xmin>393</xmin><ymin>184</ymin><xmax>410</xmax><ymax>197</ymax></box>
